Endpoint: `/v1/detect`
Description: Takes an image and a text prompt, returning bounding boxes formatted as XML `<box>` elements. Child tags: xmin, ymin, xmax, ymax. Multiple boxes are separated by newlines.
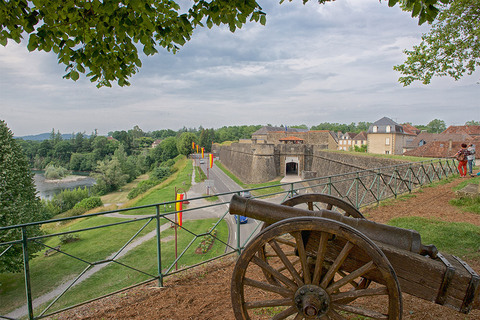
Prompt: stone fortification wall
<box><xmin>310</xmin><ymin>149</ymin><xmax>405</xmax><ymax>176</ymax></box>
<box><xmin>218</xmin><ymin>143</ymin><xmax>407</xmax><ymax>186</ymax></box>
<box><xmin>218</xmin><ymin>143</ymin><xmax>278</xmax><ymax>184</ymax></box>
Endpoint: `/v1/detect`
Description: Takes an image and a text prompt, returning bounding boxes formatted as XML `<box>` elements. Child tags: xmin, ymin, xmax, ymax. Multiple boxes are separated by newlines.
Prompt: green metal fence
<box><xmin>0</xmin><ymin>158</ymin><xmax>459</xmax><ymax>320</ymax></box>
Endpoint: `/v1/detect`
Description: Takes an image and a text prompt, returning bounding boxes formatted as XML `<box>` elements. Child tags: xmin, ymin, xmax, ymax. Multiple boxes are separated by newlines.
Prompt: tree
<box><xmin>177</xmin><ymin>132</ymin><xmax>196</xmax><ymax>156</ymax></box>
<box><xmin>91</xmin><ymin>158</ymin><xmax>129</xmax><ymax>194</ymax></box>
<box><xmin>0</xmin><ymin>120</ymin><xmax>46</xmax><ymax>273</ymax></box>
<box><xmin>0</xmin><ymin>0</ymin><xmax>445</xmax><ymax>87</ymax></box>
<box><xmin>465</xmin><ymin>120</ymin><xmax>480</xmax><ymax>126</ymax></box>
<box><xmin>394</xmin><ymin>0</ymin><xmax>479</xmax><ymax>86</ymax></box>
<box><xmin>426</xmin><ymin>119</ymin><xmax>446</xmax><ymax>133</ymax></box>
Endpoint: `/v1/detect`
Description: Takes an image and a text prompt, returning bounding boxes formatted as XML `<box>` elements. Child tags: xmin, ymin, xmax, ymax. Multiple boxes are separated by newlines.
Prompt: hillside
<box><xmin>49</xmin><ymin>178</ymin><xmax>480</xmax><ymax>320</ymax></box>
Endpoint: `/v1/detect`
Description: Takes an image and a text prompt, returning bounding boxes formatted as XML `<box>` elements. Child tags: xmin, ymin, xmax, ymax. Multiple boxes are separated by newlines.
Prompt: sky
<box><xmin>1</xmin><ymin>0</ymin><xmax>479</xmax><ymax>137</ymax></box>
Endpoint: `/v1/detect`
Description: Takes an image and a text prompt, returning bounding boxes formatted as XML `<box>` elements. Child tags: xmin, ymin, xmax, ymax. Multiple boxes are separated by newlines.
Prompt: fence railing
<box><xmin>0</xmin><ymin>158</ymin><xmax>458</xmax><ymax>320</ymax></box>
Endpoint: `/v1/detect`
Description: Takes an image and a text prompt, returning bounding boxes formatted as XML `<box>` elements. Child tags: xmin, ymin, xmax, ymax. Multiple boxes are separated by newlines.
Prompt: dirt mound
<box><xmin>50</xmin><ymin>178</ymin><xmax>480</xmax><ymax>320</ymax></box>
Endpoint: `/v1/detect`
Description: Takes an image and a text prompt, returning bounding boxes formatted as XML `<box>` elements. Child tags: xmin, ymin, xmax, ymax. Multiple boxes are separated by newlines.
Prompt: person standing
<box><xmin>453</xmin><ymin>143</ymin><xmax>469</xmax><ymax>177</ymax></box>
<box><xmin>467</xmin><ymin>143</ymin><xmax>475</xmax><ymax>176</ymax></box>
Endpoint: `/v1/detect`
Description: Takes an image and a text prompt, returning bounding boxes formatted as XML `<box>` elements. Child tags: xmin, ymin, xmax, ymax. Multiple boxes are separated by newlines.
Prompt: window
<box><xmin>385</xmin><ymin>138</ymin><xmax>390</xmax><ymax>145</ymax></box>
<box><xmin>373</xmin><ymin>126</ymin><xmax>377</xmax><ymax>133</ymax></box>
<box><xmin>385</xmin><ymin>151</ymin><xmax>390</xmax><ymax>154</ymax></box>
<box><xmin>386</xmin><ymin>126</ymin><xmax>391</xmax><ymax>133</ymax></box>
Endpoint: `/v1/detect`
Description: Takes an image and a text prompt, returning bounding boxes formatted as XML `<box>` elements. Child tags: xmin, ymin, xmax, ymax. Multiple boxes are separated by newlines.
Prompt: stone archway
<box><xmin>286</xmin><ymin>161</ymin><xmax>298</xmax><ymax>175</ymax></box>
<box><xmin>285</xmin><ymin>156</ymin><xmax>299</xmax><ymax>175</ymax></box>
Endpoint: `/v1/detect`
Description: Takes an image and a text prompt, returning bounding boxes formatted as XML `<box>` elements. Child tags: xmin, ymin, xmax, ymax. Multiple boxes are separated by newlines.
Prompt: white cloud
<box><xmin>1</xmin><ymin>1</ymin><xmax>479</xmax><ymax>136</ymax></box>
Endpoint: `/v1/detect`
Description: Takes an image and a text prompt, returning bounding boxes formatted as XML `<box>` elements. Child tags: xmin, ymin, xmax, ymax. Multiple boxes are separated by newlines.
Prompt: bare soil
<box><xmin>51</xmin><ymin>178</ymin><xmax>480</xmax><ymax>320</ymax></box>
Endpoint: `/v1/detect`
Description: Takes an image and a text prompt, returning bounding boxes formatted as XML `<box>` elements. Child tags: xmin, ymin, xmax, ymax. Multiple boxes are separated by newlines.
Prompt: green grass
<box><xmin>125</xmin><ymin>156</ymin><xmax>193</xmax><ymax>215</ymax></box>
<box><xmin>452</xmin><ymin>174</ymin><xmax>480</xmax><ymax>191</ymax></box>
<box><xmin>0</xmin><ymin>216</ymin><xmax>156</xmax><ymax>314</ymax></box>
<box><xmin>214</xmin><ymin>160</ymin><xmax>284</xmax><ymax>196</ymax></box>
<box><xmin>388</xmin><ymin>217</ymin><xmax>480</xmax><ymax>260</ymax></box>
<box><xmin>195</xmin><ymin>165</ymin><xmax>206</xmax><ymax>183</ymax></box>
<box><xmin>450</xmin><ymin>197</ymin><xmax>480</xmax><ymax>214</ymax></box>
<box><xmin>36</xmin><ymin>218</ymin><xmax>228</xmax><ymax>313</ymax></box>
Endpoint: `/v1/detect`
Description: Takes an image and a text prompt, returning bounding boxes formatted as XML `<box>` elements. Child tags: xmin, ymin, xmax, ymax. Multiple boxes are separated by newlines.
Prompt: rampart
<box><xmin>218</xmin><ymin>143</ymin><xmax>406</xmax><ymax>184</ymax></box>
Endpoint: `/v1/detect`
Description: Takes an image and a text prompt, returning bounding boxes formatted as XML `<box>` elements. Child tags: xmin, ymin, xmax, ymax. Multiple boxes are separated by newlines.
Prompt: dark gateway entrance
<box><xmin>286</xmin><ymin>162</ymin><xmax>298</xmax><ymax>175</ymax></box>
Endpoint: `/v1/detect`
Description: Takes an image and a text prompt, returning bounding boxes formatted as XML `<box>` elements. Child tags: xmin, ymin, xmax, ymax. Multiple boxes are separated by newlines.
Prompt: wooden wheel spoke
<box><xmin>269</xmin><ymin>239</ymin><xmax>304</xmax><ymax>286</ymax></box>
<box><xmin>327</xmin><ymin>261</ymin><xmax>375</xmax><ymax>293</ymax></box>
<box><xmin>271</xmin><ymin>306</ymin><xmax>298</xmax><ymax>320</ymax></box>
<box><xmin>243</xmin><ymin>277</ymin><xmax>292</xmax><ymax>297</ymax></box>
<box><xmin>331</xmin><ymin>287</ymin><xmax>389</xmax><ymax>303</ymax></box>
<box><xmin>292</xmin><ymin>231</ymin><xmax>311</xmax><ymax>284</ymax></box>
<box><xmin>265</xmin><ymin>250</ymin><xmax>296</xmax><ymax>258</ymax></box>
<box><xmin>278</xmin><ymin>257</ymin><xmax>301</xmax><ymax>273</ymax></box>
<box><xmin>307</xmin><ymin>201</ymin><xmax>314</xmax><ymax>210</ymax></box>
<box><xmin>320</xmin><ymin>241</ymin><xmax>354</xmax><ymax>288</ymax></box>
<box><xmin>275</xmin><ymin>237</ymin><xmax>296</xmax><ymax>248</ymax></box>
<box><xmin>245</xmin><ymin>298</ymin><xmax>293</xmax><ymax>309</ymax></box>
<box><xmin>312</xmin><ymin>231</ymin><xmax>329</xmax><ymax>285</ymax></box>
<box><xmin>333</xmin><ymin>303</ymin><xmax>388</xmax><ymax>319</ymax></box>
<box><xmin>251</xmin><ymin>256</ymin><xmax>298</xmax><ymax>291</ymax></box>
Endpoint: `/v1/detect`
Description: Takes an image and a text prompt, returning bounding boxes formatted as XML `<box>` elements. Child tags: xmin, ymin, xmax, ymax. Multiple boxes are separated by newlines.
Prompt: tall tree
<box><xmin>0</xmin><ymin>120</ymin><xmax>46</xmax><ymax>273</ymax></box>
<box><xmin>177</xmin><ymin>132</ymin><xmax>196</xmax><ymax>156</ymax></box>
<box><xmin>395</xmin><ymin>0</ymin><xmax>479</xmax><ymax>85</ymax></box>
<box><xmin>0</xmin><ymin>0</ymin><xmax>445</xmax><ymax>87</ymax></box>
<box><xmin>426</xmin><ymin>119</ymin><xmax>446</xmax><ymax>133</ymax></box>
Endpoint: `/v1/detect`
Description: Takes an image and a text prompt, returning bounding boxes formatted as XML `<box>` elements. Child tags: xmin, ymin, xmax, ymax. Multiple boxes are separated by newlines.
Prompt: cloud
<box><xmin>0</xmin><ymin>1</ymin><xmax>479</xmax><ymax>136</ymax></box>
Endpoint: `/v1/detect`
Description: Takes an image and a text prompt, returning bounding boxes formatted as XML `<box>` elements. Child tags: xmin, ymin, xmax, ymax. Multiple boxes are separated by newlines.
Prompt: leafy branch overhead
<box><xmin>395</xmin><ymin>0</ymin><xmax>480</xmax><ymax>86</ymax></box>
<box><xmin>0</xmin><ymin>0</ymin><xmax>447</xmax><ymax>87</ymax></box>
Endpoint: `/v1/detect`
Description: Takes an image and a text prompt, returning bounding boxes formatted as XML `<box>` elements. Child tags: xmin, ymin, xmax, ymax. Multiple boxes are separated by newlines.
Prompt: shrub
<box><xmin>73</xmin><ymin>197</ymin><xmax>103</xmax><ymax>210</ymax></box>
<box><xmin>42</xmin><ymin>187</ymin><xmax>89</xmax><ymax>215</ymax></box>
<box><xmin>150</xmin><ymin>166</ymin><xmax>171</xmax><ymax>181</ymax></box>
<box><xmin>59</xmin><ymin>233</ymin><xmax>80</xmax><ymax>244</ymax></box>
<box><xmin>127</xmin><ymin>179</ymin><xmax>159</xmax><ymax>199</ymax></box>
<box><xmin>44</xmin><ymin>164</ymin><xmax>69</xmax><ymax>179</ymax></box>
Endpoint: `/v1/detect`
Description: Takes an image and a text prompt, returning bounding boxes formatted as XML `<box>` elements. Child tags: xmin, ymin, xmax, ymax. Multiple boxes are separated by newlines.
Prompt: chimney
<box><xmin>448</xmin><ymin>139</ymin><xmax>452</xmax><ymax>151</ymax></box>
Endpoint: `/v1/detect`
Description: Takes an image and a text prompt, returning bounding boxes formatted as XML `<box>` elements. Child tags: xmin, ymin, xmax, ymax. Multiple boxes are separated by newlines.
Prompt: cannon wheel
<box><xmin>231</xmin><ymin>217</ymin><xmax>402</xmax><ymax>320</ymax></box>
<box><xmin>260</xmin><ymin>194</ymin><xmax>369</xmax><ymax>289</ymax></box>
<box><xmin>281</xmin><ymin>193</ymin><xmax>365</xmax><ymax>219</ymax></box>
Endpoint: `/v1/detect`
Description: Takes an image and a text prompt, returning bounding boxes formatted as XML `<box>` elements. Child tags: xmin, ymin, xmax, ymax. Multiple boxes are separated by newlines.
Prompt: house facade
<box><xmin>367</xmin><ymin>117</ymin><xmax>412</xmax><ymax>155</ymax></box>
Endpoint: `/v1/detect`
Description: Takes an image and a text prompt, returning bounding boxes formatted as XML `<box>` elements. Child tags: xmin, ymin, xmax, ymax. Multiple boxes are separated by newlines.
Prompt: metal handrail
<box><xmin>0</xmin><ymin>158</ymin><xmax>459</xmax><ymax>320</ymax></box>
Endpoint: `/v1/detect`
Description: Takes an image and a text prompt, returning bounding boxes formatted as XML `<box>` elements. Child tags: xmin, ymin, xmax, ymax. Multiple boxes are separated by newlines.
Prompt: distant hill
<box><xmin>14</xmin><ymin>133</ymin><xmax>90</xmax><ymax>141</ymax></box>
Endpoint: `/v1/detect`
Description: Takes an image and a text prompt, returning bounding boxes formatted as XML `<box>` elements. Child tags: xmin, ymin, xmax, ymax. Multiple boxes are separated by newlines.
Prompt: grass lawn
<box><xmin>123</xmin><ymin>156</ymin><xmax>193</xmax><ymax>215</ymax></box>
<box><xmin>0</xmin><ymin>216</ymin><xmax>157</xmax><ymax>315</ymax></box>
<box><xmin>388</xmin><ymin>216</ymin><xmax>480</xmax><ymax>260</ymax></box>
<box><xmin>101</xmin><ymin>173</ymin><xmax>150</xmax><ymax>205</ymax></box>
<box><xmin>33</xmin><ymin>218</ymin><xmax>228</xmax><ymax>314</ymax></box>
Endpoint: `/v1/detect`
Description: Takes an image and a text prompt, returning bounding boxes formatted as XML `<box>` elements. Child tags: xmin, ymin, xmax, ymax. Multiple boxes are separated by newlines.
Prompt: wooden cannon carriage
<box><xmin>229</xmin><ymin>193</ymin><xmax>480</xmax><ymax>320</ymax></box>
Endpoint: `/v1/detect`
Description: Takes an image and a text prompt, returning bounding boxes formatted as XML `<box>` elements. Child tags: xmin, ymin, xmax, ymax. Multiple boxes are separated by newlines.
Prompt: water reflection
<box><xmin>33</xmin><ymin>172</ymin><xmax>96</xmax><ymax>200</ymax></box>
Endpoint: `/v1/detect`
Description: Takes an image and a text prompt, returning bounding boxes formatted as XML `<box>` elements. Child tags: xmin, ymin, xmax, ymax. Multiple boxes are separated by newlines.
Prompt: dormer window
<box><xmin>386</xmin><ymin>126</ymin><xmax>391</xmax><ymax>133</ymax></box>
<box><xmin>373</xmin><ymin>126</ymin><xmax>378</xmax><ymax>133</ymax></box>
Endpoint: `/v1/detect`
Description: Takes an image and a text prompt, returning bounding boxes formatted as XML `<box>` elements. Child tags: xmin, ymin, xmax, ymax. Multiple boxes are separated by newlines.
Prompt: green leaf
<box><xmin>70</xmin><ymin>70</ymin><xmax>79</xmax><ymax>81</ymax></box>
<box><xmin>260</xmin><ymin>14</ymin><xmax>266</xmax><ymax>26</ymax></box>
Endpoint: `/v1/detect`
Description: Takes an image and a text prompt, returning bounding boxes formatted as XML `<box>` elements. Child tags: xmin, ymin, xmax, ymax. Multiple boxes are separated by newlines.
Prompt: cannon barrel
<box><xmin>229</xmin><ymin>194</ymin><xmax>437</xmax><ymax>258</ymax></box>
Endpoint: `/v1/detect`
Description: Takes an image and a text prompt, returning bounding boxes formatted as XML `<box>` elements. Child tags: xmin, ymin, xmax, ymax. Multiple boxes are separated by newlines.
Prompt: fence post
<box><xmin>355</xmin><ymin>172</ymin><xmax>359</xmax><ymax>209</ymax></box>
<box><xmin>155</xmin><ymin>205</ymin><xmax>163</xmax><ymax>287</ymax></box>
<box><xmin>22</xmin><ymin>227</ymin><xmax>34</xmax><ymax>320</ymax></box>
<box><xmin>328</xmin><ymin>177</ymin><xmax>332</xmax><ymax>195</ymax></box>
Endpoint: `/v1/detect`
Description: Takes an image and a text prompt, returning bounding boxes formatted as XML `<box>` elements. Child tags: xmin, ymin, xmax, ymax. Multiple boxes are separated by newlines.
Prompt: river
<box><xmin>33</xmin><ymin>172</ymin><xmax>96</xmax><ymax>200</ymax></box>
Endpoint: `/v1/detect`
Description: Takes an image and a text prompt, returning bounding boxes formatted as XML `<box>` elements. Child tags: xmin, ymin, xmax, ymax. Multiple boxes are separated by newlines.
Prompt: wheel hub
<box><xmin>294</xmin><ymin>284</ymin><xmax>330</xmax><ymax>318</ymax></box>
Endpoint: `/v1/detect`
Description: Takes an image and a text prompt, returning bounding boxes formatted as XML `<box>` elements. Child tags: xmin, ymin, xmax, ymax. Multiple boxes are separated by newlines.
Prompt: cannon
<box><xmin>229</xmin><ymin>193</ymin><xmax>480</xmax><ymax>320</ymax></box>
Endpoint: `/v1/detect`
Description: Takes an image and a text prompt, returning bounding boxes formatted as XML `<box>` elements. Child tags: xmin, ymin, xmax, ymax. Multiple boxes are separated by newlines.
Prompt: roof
<box><xmin>353</xmin><ymin>131</ymin><xmax>367</xmax><ymax>141</ymax></box>
<box><xmin>368</xmin><ymin>117</ymin><xmax>404</xmax><ymax>134</ymax></box>
<box><xmin>401</xmin><ymin>123</ymin><xmax>421</xmax><ymax>135</ymax></box>
<box><xmin>404</xmin><ymin>139</ymin><xmax>480</xmax><ymax>158</ymax></box>
<box><xmin>252</xmin><ymin>126</ymin><xmax>306</xmax><ymax>135</ymax></box>
<box><xmin>339</xmin><ymin>132</ymin><xmax>357</xmax><ymax>139</ymax></box>
<box><xmin>279</xmin><ymin>136</ymin><xmax>305</xmax><ymax>141</ymax></box>
<box><xmin>442</xmin><ymin>125</ymin><xmax>480</xmax><ymax>136</ymax></box>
